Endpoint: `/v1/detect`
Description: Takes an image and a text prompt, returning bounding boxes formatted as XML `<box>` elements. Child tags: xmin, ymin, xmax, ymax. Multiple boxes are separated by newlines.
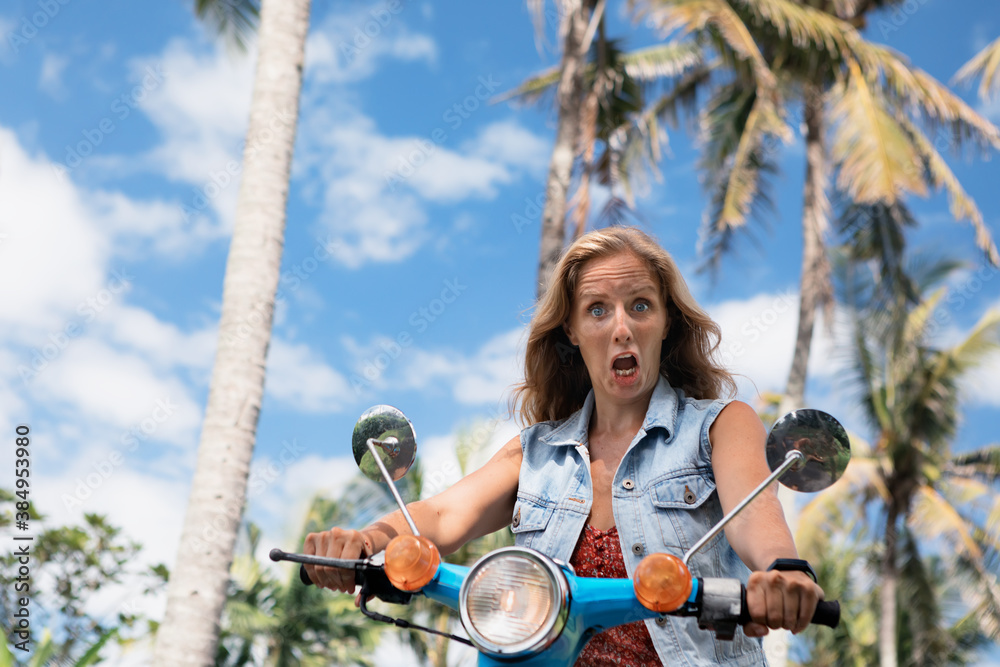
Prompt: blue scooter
<box><xmin>271</xmin><ymin>405</ymin><xmax>848</xmax><ymax>666</ymax></box>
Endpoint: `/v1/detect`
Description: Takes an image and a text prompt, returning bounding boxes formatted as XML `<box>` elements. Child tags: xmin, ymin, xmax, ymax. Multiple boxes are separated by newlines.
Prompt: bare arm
<box><xmin>304</xmin><ymin>435</ymin><xmax>522</xmax><ymax>591</ymax></box>
<box><xmin>710</xmin><ymin>401</ymin><xmax>822</xmax><ymax>636</ymax></box>
<box><xmin>710</xmin><ymin>401</ymin><xmax>796</xmax><ymax>568</ymax></box>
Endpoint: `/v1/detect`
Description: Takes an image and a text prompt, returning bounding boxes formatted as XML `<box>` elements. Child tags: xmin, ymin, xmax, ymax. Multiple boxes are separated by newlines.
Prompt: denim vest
<box><xmin>513</xmin><ymin>377</ymin><xmax>766</xmax><ymax>666</ymax></box>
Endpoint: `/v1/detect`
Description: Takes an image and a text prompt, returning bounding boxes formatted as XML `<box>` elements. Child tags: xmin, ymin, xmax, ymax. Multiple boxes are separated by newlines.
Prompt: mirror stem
<box><xmin>682</xmin><ymin>450</ymin><xmax>804</xmax><ymax>567</ymax></box>
<box><xmin>367</xmin><ymin>438</ymin><xmax>421</xmax><ymax>536</ymax></box>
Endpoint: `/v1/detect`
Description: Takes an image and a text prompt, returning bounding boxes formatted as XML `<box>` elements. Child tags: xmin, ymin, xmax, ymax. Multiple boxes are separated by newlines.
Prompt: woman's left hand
<box><xmin>743</xmin><ymin>569</ymin><xmax>823</xmax><ymax>637</ymax></box>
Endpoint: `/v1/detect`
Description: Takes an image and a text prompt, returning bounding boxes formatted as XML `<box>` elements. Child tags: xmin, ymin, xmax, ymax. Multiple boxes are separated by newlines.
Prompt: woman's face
<box><xmin>564</xmin><ymin>251</ymin><xmax>669</xmax><ymax>407</ymax></box>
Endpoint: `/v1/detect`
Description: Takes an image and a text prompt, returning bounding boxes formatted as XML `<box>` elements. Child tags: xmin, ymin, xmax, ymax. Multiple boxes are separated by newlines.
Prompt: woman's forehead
<box><xmin>574</xmin><ymin>251</ymin><xmax>661</xmax><ymax>295</ymax></box>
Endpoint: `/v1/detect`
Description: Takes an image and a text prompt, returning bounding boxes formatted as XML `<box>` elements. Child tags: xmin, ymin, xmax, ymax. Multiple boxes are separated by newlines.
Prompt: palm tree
<box><xmin>795</xmin><ymin>254</ymin><xmax>1000</xmax><ymax>667</ymax></box>
<box><xmin>153</xmin><ymin>1</ymin><xmax>312</xmax><ymax>665</ymax></box>
<box><xmin>216</xmin><ymin>510</ymin><xmax>381</xmax><ymax>667</ymax></box>
<box><xmin>532</xmin><ymin>0</ymin><xmax>600</xmax><ymax>296</ymax></box>
<box><xmin>631</xmin><ymin>0</ymin><xmax>1000</xmax><ymax>415</ymax></box>
<box><xmin>502</xmin><ymin>28</ymin><xmax>708</xmax><ymax>241</ymax></box>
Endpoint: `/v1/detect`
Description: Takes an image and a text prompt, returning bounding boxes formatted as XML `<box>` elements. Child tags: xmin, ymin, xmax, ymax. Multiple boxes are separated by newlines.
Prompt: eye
<box><xmin>634</xmin><ymin>302</ymin><xmax>649</xmax><ymax>313</ymax></box>
<box><xmin>588</xmin><ymin>305</ymin><xmax>605</xmax><ymax>317</ymax></box>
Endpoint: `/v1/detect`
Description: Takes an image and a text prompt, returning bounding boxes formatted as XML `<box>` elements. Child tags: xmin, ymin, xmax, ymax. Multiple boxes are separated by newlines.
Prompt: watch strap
<box><xmin>767</xmin><ymin>558</ymin><xmax>818</xmax><ymax>583</ymax></box>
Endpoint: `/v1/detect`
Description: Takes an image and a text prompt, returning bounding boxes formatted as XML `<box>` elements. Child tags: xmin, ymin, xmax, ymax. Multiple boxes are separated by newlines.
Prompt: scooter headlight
<box><xmin>459</xmin><ymin>547</ymin><xmax>569</xmax><ymax>658</ymax></box>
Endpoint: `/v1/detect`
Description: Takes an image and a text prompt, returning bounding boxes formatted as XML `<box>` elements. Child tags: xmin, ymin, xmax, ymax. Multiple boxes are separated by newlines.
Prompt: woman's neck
<box><xmin>588</xmin><ymin>388</ymin><xmax>654</xmax><ymax>442</ymax></box>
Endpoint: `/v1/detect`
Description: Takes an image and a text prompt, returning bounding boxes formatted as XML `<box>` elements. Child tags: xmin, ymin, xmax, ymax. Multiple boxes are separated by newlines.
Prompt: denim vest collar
<box><xmin>537</xmin><ymin>375</ymin><xmax>679</xmax><ymax>448</ymax></box>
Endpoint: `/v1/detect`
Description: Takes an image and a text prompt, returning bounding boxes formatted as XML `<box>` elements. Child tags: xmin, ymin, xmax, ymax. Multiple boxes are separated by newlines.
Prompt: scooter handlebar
<box><xmin>809</xmin><ymin>600</ymin><xmax>841</xmax><ymax>628</ymax></box>
<box><xmin>734</xmin><ymin>586</ymin><xmax>840</xmax><ymax>628</ymax></box>
<box><xmin>268</xmin><ymin>548</ymin><xmax>412</xmax><ymax>605</ymax></box>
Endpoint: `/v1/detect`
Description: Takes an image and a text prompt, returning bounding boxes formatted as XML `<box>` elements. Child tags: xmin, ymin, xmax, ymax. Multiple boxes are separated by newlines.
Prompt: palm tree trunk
<box><xmin>536</xmin><ymin>0</ymin><xmax>594</xmax><ymax>297</ymax></box>
<box><xmin>769</xmin><ymin>83</ymin><xmax>830</xmax><ymax>667</ymax></box>
<box><xmin>152</xmin><ymin>1</ymin><xmax>310</xmax><ymax>664</ymax></box>
<box><xmin>782</xmin><ymin>84</ymin><xmax>829</xmax><ymax>413</ymax></box>
<box><xmin>880</xmin><ymin>503</ymin><xmax>900</xmax><ymax>667</ymax></box>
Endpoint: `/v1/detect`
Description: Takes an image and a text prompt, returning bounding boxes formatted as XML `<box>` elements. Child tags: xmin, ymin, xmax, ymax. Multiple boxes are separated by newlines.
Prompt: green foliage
<box><xmin>193</xmin><ymin>0</ymin><xmax>260</xmax><ymax>51</ymax></box>
<box><xmin>794</xmin><ymin>256</ymin><xmax>1000</xmax><ymax>666</ymax></box>
<box><xmin>216</xmin><ymin>508</ymin><xmax>382</xmax><ymax>666</ymax></box>
<box><xmin>0</xmin><ymin>492</ymin><xmax>166</xmax><ymax>665</ymax></box>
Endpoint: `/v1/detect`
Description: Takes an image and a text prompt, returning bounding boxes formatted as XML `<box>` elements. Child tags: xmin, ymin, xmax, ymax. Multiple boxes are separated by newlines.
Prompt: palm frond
<box><xmin>194</xmin><ymin>0</ymin><xmax>260</xmax><ymax>50</ymax></box>
<box><xmin>836</xmin><ymin>199</ymin><xmax>920</xmax><ymax>310</ymax></box>
<box><xmin>896</xmin><ymin>114</ymin><xmax>1000</xmax><ymax>266</ymax></box>
<box><xmin>909</xmin><ymin>486</ymin><xmax>983</xmax><ymax>562</ymax></box>
<box><xmin>953</xmin><ymin>34</ymin><xmax>1000</xmax><ymax>102</ymax></box>
<box><xmin>695</xmin><ymin>82</ymin><xmax>784</xmax><ymax>273</ymax></box>
<box><xmin>796</xmin><ymin>454</ymin><xmax>888</xmax><ymax>555</ymax></box>
<box><xmin>853</xmin><ymin>41</ymin><xmax>1000</xmax><ymax>149</ymax></box>
<box><xmin>494</xmin><ymin>65</ymin><xmax>562</xmax><ymax>105</ymax></box>
<box><xmin>621</xmin><ymin>40</ymin><xmax>706</xmax><ymax>80</ymax></box>
<box><xmin>730</xmin><ymin>0</ymin><xmax>854</xmax><ymax>55</ymax></box>
<box><xmin>830</xmin><ymin>60</ymin><xmax>927</xmax><ymax>204</ymax></box>
<box><xmin>949</xmin><ymin>445</ymin><xmax>1000</xmax><ymax>483</ymax></box>
<box><xmin>940</xmin><ymin>308</ymin><xmax>1000</xmax><ymax>377</ymax></box>
<box><xmin>717</xmin><ymin>91</ymin><xmax>788</xmax><ymax>229</ymax></box>
<box><xmin>644</xmin><ymin>62</ymin><xmax>714</xmax><ymax>129</ymax></box>
<box><xmin>901</xmin><ymin>287</ymin><xmax>944</xmax><ymax>350</ymax></box>
<box><xmin>639</xmin><ymin>0</ymin><xmax>776</xmax><ymax>90</ymax></box>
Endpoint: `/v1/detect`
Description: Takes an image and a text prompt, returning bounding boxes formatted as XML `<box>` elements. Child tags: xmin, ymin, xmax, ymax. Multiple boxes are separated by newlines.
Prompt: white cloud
<box><xmin>963</xmin><ymin>350</ymin><xmax>1000</xmax><ymax>407</ymax></box>
<box><xmin>462</xmin><ymin>119</ymin><xmax>550</xmax><ymax>174</ymax></box>
<box><xmin>39</xmin><ymin>52</ymin><xmax>69</xmax><ymax>98</ymax></box>
<box><xmin>265</xmin><ymin>339</ymin><xmax>354</xmax><ymax>413</ymax></box>
<box><xmin>0</xmin><ymin>128</ymin><xmax>110</xmax><ymax>338</ymax></box>
<box><xmin>138</xmin><ymin>41</ymin><xmax>254</xmax><ymax>185</ymax></box>
<box><xmin>30</xmin><ymin>337</ymin><xmax>202</xmax><ymax>444</ymax></box>
<box><xmin>708</xmin><ymin>290</ymin><xmax>839</xmax><ymax>402</ymax></box>
<box><xmin>246</xmin><ymin>452</ymin><xmax>358</xmax><ymax>540</ymax></box>
<box><xmin>347</xmin><ymin>327</ymin><xmax>526</xmax><ymax>407</ymax></box>
<box><xmin>301</xmin><ymin>111</ymin><xmax>550</xmax><ymax>267</ymax></box>
<box><xmin>105</xmin><ymin>305</ymin><xmax>217</xmax><ymax>371</ymax></box>
<box><xmin>305</xmin><ymin>7</ymin><xmax>437</xmax><ymax>85</ymax></box>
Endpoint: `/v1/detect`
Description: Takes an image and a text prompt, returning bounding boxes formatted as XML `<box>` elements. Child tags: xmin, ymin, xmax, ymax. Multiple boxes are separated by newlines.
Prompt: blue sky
<box><xmin>2</xmin><ymin>0</ymin><xmax>999</xmax><ymax>663</ymax></box>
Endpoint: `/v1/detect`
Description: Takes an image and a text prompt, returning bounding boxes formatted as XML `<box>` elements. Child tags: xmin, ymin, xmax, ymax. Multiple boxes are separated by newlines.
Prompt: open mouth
<box><xmin>612</xmin><ymin>354</ymin><xmax>638</xmax><ymax>377</ymax></box>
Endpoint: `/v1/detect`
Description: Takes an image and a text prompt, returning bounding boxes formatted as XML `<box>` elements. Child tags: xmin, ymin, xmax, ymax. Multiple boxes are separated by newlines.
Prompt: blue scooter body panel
<box><xmin>417</xmin><ymin>560</ymin><xmax>698</xmax><ymax>666</ymax></box>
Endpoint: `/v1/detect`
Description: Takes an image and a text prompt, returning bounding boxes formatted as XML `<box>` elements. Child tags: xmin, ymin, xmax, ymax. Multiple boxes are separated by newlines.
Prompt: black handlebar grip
<box><xmin>812</xmin><ymin>600</ymin><xmax>840</xmax><ymax>628</ymax></box>
<box><xmin>298</xmin><ymin>563</ymin><xmax>366</xmax><ymax>589</ymax></box>
<box><xmin>738</xmin><ymin>590</ymin><xmax>841</xmax><ymax>629</ymax></box>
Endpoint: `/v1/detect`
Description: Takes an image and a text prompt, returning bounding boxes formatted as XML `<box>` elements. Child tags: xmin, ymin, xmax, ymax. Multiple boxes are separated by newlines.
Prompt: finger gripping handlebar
<box><xmin>735</xmin><ymin>591</ymin><xmax>840</xmax><ymax>628</ymax></box>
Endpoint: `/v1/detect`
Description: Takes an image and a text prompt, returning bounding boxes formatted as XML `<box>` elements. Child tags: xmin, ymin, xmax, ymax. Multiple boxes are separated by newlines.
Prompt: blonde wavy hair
<box><xmin>512</xmin><ymin>227</ymin><xmax>736</xmax><ymax>425</ymax></box>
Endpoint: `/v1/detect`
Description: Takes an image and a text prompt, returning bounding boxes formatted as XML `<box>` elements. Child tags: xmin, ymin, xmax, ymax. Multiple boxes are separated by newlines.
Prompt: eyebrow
<box><xmin>576</xmin><ymin>282</ymin><xmax>660</xmax><ymax>300</ymax></box>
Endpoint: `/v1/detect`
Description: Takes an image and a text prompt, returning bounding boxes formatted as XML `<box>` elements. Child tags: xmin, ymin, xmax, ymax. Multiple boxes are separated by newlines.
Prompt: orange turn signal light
<box><xmin>633</xmin><ymin>553</ymin><xmax>692</xmax><ymax>613</ymax></box>
<box><xmin>384</xmin><ymin>535</ymin><xmax>441</xmax><ymax>591</ymax></box>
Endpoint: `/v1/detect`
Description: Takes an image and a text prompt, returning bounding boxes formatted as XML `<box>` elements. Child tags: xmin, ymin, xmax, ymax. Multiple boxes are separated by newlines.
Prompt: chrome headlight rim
<box><xmin>458</xmin><ymin>546</ymin><xmax>570</xmax><ymax>658</ymax></box>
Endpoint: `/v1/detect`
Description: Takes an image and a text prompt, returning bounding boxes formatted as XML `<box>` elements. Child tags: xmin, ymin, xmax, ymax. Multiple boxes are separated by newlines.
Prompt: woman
<box><xmin>304</xmin><ymin>227</ymin><xmax>823</xmax><ymax>665</ymax></box>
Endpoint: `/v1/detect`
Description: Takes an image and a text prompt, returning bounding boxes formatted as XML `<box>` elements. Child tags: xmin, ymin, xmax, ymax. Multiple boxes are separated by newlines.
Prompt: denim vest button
<box><xmin>631</xmin><ymin>542</ymin><xmax>643</xmax><ymax>556</ymax></box>
<box><xmin>622</xmin><ymin>479</ymin><xmax>635</xmax><ymax>490</ymax></box>
<box><xmin>655</xmin><ymin>616</ymin><xmax>668</xmax><ymax>626</ymax></box>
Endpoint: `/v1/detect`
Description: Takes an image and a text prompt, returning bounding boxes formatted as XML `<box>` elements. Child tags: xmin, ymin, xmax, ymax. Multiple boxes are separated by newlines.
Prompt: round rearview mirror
<box><xmin>352</xmin><ymin>405</ymin><xmax>417</xmax><ymax>483</ymax></box>
<box><xmin>766</xmin><ymin>409</ymin><xmax>850</xmax><ymax>493</ymax></box>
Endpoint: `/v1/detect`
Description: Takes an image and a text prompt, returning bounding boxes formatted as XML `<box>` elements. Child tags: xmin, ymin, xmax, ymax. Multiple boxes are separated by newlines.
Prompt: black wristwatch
<box><xmin>767</xmin><ymin>558</ymin><xmax>817</xmax><ymax>583</ymax></box>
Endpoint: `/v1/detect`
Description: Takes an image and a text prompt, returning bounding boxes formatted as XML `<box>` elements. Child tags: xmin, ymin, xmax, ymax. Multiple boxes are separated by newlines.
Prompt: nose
<box><xmin>613</xmin><ymin>308</ymin><xmax>632</xmax><ymax>344</ymax></box>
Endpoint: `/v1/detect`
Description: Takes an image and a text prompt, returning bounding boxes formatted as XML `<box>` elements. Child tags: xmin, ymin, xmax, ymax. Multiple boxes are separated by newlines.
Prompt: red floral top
<box><xmin>570</xmin><ymin>524</ymin><xmax>662</xmax><ymax>666</ymax></box>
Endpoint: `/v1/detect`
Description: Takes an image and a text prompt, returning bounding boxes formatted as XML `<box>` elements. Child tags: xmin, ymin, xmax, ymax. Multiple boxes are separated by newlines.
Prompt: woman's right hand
<box><xmin>303</xmin><ymin>528</ymin><xmax>373</xmax><ymax>593</ymax></box>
